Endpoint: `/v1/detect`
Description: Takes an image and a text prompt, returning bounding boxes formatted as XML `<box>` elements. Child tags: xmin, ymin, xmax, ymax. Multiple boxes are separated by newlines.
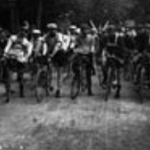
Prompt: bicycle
<box><xmin>104</xmin><ymin>55</ymin><xmax>122</xmax><ymax>101</ymax></box>
<box><xmin>70</xmin><ymin>54</ymin><xmax>88</xmax><ymax>99</ymax></box>
<box><xmin>136</xmin><ymin>52</ymin><xmax>150</xmax><ymax>102</ymax></box>
<box><xmin>34</xmin><ymin>56</ymin><xmax>52</xmax><ymax>102</ymax></box>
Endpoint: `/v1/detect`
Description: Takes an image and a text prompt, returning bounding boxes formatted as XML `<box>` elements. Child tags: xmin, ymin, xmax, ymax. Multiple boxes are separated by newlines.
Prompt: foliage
<box><xmin>0</xmin><ymin>0</ymin><xmax>149</xmax><ymax>29</ymax></box>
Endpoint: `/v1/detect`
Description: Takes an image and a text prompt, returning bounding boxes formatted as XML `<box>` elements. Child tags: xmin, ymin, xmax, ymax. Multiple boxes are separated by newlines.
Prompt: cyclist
<box><xmin>101</xmin><ymin>25</ymin><xmax>123</xmax><ymax>97</ymax></box>
<box><xmin>133</xmin><ymin>26</ymin><xmax>150</xmax><ymax>84</ymax></box>
<box><xmin>4</xmin><ymin>27</ymin><xmax>32</xmax><ymax>64</ymax></box>
<box><xmin>62</xmin><ymin>25</ymin><xmax>79</xmax><ymax>81</ymax></box>
<box><xmin>0</xmin><ymin>29</ymin><xmax>10</xmax><ymax>58</ymax></box>
<box><xmin>31</xmin><ymin>29</ymin><xmax>47</xmax><ymax>59</ymax></box>
<box><xmin>72</xmin><ymin>23</ymin><xmax>95</xmax><ymax>96</ymax></box>
<box><xmin>44</xmin><ymin>23</ymin><xmax>67</xmax><ymax>97</ymax></box>
<box><xmin>2</xmin><ymin>27</ymin><xmax>32</xmax><ymax>102</ymax></box>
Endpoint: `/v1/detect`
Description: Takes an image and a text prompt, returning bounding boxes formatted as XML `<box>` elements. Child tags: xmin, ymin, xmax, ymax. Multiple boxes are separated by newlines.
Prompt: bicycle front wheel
<box><xmin>138</xmin><ymin>67</ymin><xmax>147</xmax><ymax>103</ymax></box>
<box><xmin>105</xmin><ymin>67</ymin><xmax>112</xmax><ymax>101</ymax></box>
<box><xmin>70</xmin><ymin>75</ymin><xmax>80</xmax><ymax>100</ymax></box>
<box><xmin>34</xmin><ymin>68</ymin><xmax>47</xmax><ymax>103</ymax></box>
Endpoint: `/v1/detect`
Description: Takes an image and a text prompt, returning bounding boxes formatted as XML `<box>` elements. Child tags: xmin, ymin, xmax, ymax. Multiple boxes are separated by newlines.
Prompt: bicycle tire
<box><xmin>138</xmin><ymin>67</ymin><xmax>146</xmax><ymax>103</ymax></box>
<box><xmin>70</xmin><ymin>75</ymin><xmax>80</xmax><ymax>100</ymax></box>
<box><xmin>105</xmin><ymin>67</ymin><xmax>112</xmax><ymax>101</ymax></box>
<box><xmin>0</xmin><ymin>62</ymin><xmax>3</xmax><ymax>82</ymax></box>
<box><xmin>34</xmin><ymin>69</ymin><xmax>46</xmax><ymax>103</ymax></box>
<box><xmin>81</xmin><ymin>67</ymin><xmax>87</xmax><ymax>92</ymax></box>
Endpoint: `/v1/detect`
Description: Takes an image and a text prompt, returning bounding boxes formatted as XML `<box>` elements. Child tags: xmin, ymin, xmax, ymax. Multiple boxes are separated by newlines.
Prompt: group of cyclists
<box><xmin>0</xmin><ymin>20</ymin><xmax>150</xmax><ymax>103</ymax></box>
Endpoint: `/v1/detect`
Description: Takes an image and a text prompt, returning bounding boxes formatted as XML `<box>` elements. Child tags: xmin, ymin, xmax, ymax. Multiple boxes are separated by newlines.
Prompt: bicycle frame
<box><xmin>105</xmin><ymin>56</ymin><xmax>121</xmax><ymax>101</ymax></box>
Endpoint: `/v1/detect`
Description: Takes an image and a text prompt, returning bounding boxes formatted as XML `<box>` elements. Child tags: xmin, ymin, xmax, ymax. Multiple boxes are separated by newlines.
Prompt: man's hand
<box><xmin>3</xmin><ymin>52</ymin><xmax>8</xmax><ymax>58</ymax></box>
<box><xmin>48</xmin><ymin>57</ymin><xmax>52</xmax><ymax>63</ymax></box>
<box><xmin>24</xmin><ymin>55</ymin><xmax>29</xmax><ymax>63</ymax></box>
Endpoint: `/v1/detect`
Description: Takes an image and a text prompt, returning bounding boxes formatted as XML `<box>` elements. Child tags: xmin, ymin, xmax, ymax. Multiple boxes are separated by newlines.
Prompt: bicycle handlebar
<box><xmin>4</xmin><ymin>53</ymin><xmax>18</xmax><ymax>59</ymax></box>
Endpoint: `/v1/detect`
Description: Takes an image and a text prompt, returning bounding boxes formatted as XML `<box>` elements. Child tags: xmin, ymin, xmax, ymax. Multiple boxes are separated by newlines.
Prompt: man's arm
<box><xmin>50</xmin><ymin>33</ymin><xmax>62</xmax><ymax>57</ymax></box>
<box><xmin>50</xmin><ymin>41</ymin><xmax>62</xmax><ymax>57</ymax></box>
<box><xmin>25</xmin><ymin>39</ymin><xmax>33</xmax><ymax>58</ymax></box>
<box><xmin>4</xmin><ymin>37</ymin><xmax>13</xmax><ymax>55</ymax></box>
<box><xmin>43</xmin><ymin>42</ymin><xmax>48</xmax><ymax>56</ymax></box>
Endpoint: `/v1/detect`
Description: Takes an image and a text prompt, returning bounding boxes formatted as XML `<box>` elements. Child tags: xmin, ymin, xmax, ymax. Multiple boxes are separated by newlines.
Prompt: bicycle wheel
<box><xmin>35</xmin><ymin>68</ymin><xmax>47</xmax><ymax>102</ymax></box>
<box><xmin>44</xmin><ymin>65</ymin><xmax>52</xmax><ymax>96</ymax></box>
<box><xmin>81</xmin><ymin>66</ymin><xmax>87</xmax><ymax>92</ymax></box>
<box><xmin>0</xmin><ymin>61</ymin><xmax>3</xmax><ymax>81</ymax></box>
<box><xmin>70</xmin><ymin>75</ymin><xmax>80</xmax><ymax>100</ymax></box>
<box><xmin>98</xmin><ymin>66</ymin><xmax>104</xmax><ymax>87</ymax></box>
<box><xmin>138</xmin><ymin>67</ymin><xmax>146</xmax><ymax>103</ymax></box>
<box><xmin>105</xmin><ymin>67</ymin><xmax>112</xmax><ymax>101</ymax></box>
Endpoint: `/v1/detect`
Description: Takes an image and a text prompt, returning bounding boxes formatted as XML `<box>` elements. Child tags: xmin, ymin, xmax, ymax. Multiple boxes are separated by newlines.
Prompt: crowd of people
<box><xmin>0</xmin><ymin>20</ymin><xmax>150</xmax><ymax>103</ymax></box>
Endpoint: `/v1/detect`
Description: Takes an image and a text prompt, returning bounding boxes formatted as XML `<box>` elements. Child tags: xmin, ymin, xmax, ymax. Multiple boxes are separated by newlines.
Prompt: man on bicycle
<box><xmin>62</xmin><ymin>25</ymin><xmax>79</xmax><ymax>81</ymax></box>
<box><xmin>0</xmin><ymin>29</ymin><xmax>10</xmax><ymax>58</ymax></box>
<box><xmin>133</xmin><ymin>26</ymin><xmax>150</xmax><ymax>84</ymax></box>
<box><xmin>4</xmin><ymin>27</ymin><xmax>32</xmax><ymax>65</ymax></box>
<box><xmin>44</xmin><ymin>23</ymin><xmax>62</xmax><ymax>61</ymax></box>
<box><xmin>44</xmin><ymin>23</ymin><xmax>68</xmax><ymax>97</ymax></box>
<box><xmin>2</xmin><ymin>27</ymin><xmax>32</xmax><ymax>101</ymax></box>
<box><xmin>101</xmin><ymin>25</ymin><xmax>124</xmax><ymax>97</ymax></box>
<box><xmin>30</xmin><ymin>29</ymin><xmax>49</xmax><ymax>78</ymax></box>
<box><xmin>73</xmin><ymin>23</ymin><xmax>95</xmax><ymax>96</ymax></box>
<box><xmin>31</xmin><ymin>29</ymin><xmax>47</xmax><ymax>59</ymax></box>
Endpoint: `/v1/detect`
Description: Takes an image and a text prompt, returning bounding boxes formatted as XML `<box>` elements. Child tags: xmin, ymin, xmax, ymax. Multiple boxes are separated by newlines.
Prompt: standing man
<box><xmin>74</xmin><ymin>24</ymin><xmax>95</xmax><ymax>96</ymax></box>
<box><xmin>44</xmin><ymin>23</ymin><xmax>65</xmax><ymax>97</ymax></box>
<box><xmin>3</xmin><ymin>27</ymin><xmax>32</xmax><ymax>102</ymax></box>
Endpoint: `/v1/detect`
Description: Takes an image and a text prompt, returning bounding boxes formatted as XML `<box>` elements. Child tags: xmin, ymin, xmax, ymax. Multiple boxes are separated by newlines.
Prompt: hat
<box><xmin>91</xmin><ymin>28</ymin><xmax>97</xmax><ymax>33</ymax></box>
<box><xmin>32</xmin><ymin>29</ymin><xmax>41</xmax><ymax>34</ymax></box>
<box><xmin>0</xmin><ymin>27</ymin><xmax>3</xmax><ymax>33</ymax></box>
<box><xmin>80</xmin><ymin>24</ymin><xmax>91</xmax><ymax>31</ymax></box>
<box><xmin>47</xmin><ymin>23</ymin><xmax>58</xmax><ymax>29</ymax></box>
<box><xmin>69</xmin><ymin>25</ymin><xmax>77</xmax><ymax>30</ymax></box>
<box><xmin>75</xmin><ymin>28</ymin><xmax>81</xmax><ymax>34</ymax></box>
<box><xmin>106</xmin><ymin>25</ymin><xmax>116</xmax><ymax>33</ymax></box>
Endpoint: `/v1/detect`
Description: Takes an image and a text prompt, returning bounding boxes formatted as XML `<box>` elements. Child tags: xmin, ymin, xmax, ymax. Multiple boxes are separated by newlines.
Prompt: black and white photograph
<box><xmin>0</xmin><ymin>0</ymin><xmax>150</xmax><ymax>149</ymax></box>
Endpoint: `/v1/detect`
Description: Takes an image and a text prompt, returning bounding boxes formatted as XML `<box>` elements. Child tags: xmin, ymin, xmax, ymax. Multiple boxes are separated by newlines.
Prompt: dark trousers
<box><xmin>72</xmin><ymin>53</ymin><xmax>93</xmax><ymax>94</ymax></box>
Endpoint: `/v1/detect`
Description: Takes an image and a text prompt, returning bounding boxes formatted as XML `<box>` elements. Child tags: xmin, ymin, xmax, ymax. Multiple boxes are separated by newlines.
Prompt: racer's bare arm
<box><xmin>50</xmin><ymin>41</ymin><xmax>62</xmax><ymax>57</ymax></box>
<box><xmin>4</xmin><ymin>37</ymin><xmax>13</xmax><ymax>56</ymax></box>
<box><xmin>25</xmin><ymin>39</ymin><xmax>33</xmax><ymax>59</ymax></box>
<box><xmin>43</xmin><ymin>42</ymin><xmax>48</xmax><ymax>56</ymax></box>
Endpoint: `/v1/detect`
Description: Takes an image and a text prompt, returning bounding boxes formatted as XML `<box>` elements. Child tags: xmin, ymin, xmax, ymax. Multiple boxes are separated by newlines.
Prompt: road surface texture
<box><xmin>0</xmin><ymin>74</ymin><xmax>150</xmax><ymax>150</ymax></box>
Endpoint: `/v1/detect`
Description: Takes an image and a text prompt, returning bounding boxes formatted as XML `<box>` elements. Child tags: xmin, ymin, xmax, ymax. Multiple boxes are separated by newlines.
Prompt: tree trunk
<box><xmin>11</xmin><ymin>7</ymin><xmax>15</xmax><ymax>32</ymax></box>
<box><xmin>37</xmin><ymin>0</ymin><xmax>43</xmax><ymax>29</ymax></box>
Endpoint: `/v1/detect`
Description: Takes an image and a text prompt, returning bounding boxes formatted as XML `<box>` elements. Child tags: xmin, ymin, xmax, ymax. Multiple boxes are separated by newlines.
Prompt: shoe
<box><xmin>3</xmin><ymin>98</ymin><xmax>9</xmax><ymax>104</ymax></box>
<box><xmin>55</xmin><ymin>90</ymin><xmax>61</xmax><ymax>98</ymax></box>
<box><xmin>20</xmin><ymin>92</ymin><xmax>24</xmax><ymax>98</ymax></box>
<box><xmin>88</xmin><ymin>90</ymin><xmax>93</xmax><ymax>96</ymax></box>
<box><xmin>49</xmin><ymin>86</ymin><xmax>54</xmax><ymax>91</ymax></box>
<box><xmin>92</xmin><ymin>69</ymin><xmax>96</xmax><ymax>76</ymax></box>
<box><xmin>114</xmin><ymin>93</ymin><xmax>120</xmax><ymax>99</ymax></box>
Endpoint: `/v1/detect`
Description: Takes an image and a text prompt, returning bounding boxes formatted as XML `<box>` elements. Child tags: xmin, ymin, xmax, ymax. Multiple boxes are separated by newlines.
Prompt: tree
<box><xmin>0</xmin><ymin>0</ymin><xmax>149</xmax><ymax>30</ymax></box>
<box><xmin>37</xmin><ymin>0</ymin><xmax>43</xmax><ymax>29</ymax></box>
<box><xmin>92</xmin><ymin>0</ymin><xmax>137</xmax><ymax>24</ymax></box>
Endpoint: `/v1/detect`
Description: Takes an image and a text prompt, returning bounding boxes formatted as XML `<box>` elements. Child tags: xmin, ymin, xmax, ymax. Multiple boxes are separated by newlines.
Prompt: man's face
<box><xmin>70</xmin><ymin>29</ymin><xmax>76</xmax><ymax>35</ymax></box>
<box><xmin>49</xmin><ymin>29</ymin><xmax>57</xmax><ymax>36</ymax></box>
<box><xmin>33</xmin><ymin>34</ymin><xmax>39</xmax><ymax>39</ymax></box>
<box><xmin>0</xmin><ymin>31</ymin><xmax>7</xmax><ymax>40</ymax></box>
<box><xmin>82</xmin><ymin>29</ymin><xmax>88</xmax><ymax>35</ymax></box>
<box><xmin>18</xmin><ymin>32</ymin><xmax>25</xmax><ymax>41</ymax></box>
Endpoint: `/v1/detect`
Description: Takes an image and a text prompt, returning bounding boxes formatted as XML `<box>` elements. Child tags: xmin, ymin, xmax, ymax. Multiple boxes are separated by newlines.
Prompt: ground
<box><xmin>0</xmin><ymin>74</ymin><xmax>150</xmax><ymax>150</ymax></box>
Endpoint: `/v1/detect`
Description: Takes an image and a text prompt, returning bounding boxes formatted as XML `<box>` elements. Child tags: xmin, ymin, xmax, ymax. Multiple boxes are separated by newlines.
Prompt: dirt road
<box><xmin>0</xmin><ymin>76</ymin><xmax>150</xmax><ymax>150</ymax></box>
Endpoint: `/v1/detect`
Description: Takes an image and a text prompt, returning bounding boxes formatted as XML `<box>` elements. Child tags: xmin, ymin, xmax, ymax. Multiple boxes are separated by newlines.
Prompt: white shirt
<box><xmin>4</xmin><ymin>35</ymin><xmax>32</xmax><ymax>63</ymax></box>
<box><xmin>31</xmin><ymin>36</ymin><xmax>48</xmax><ymax>56</ymax></box>
<box><xmin>58</xmin><ymin>33</ymin><xmax>71</xmax><ymax>51</ymax></box>
<box><xmin>75</xmin><ymin>34</ymin><xmax>95</xmax><ymax>54</ymax></box>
